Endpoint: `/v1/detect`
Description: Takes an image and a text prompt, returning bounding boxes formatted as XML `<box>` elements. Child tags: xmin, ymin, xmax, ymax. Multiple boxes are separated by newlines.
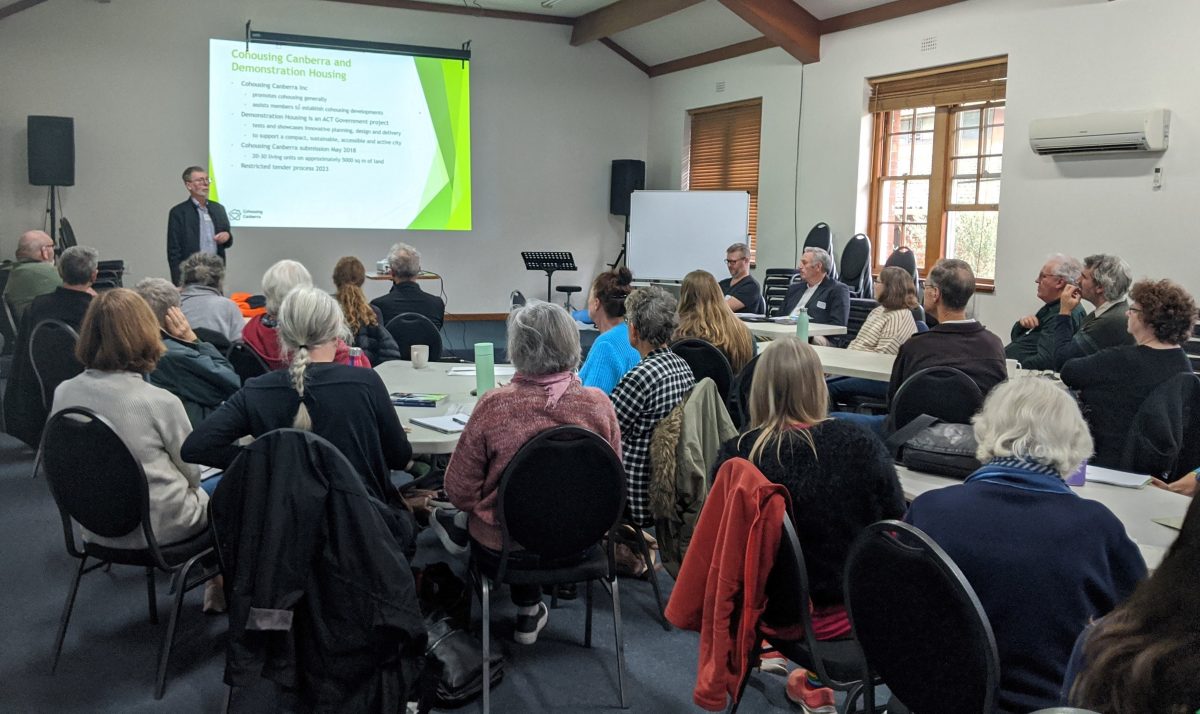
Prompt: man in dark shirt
<box><xmin>369</xmin><ymin>242</ymin><xmax>445</xmax><ymax>328</ymax></box>
<box><xmin>777</xmin><ymin>247</ymin><xmax>850</xmax><ymax>326</ymax></box>
<box><xmin>1050</xmin><ymin>253</ymin><xmax>1135</xmax><ymax>370</ymax></box>
<box><xmin>718</xmin><ymin>242</ymin><xmax>763</xmax><ymax>314</ymax></box>
<box><xmin>1005</xmin><ymin>253</ymin><xmax>1085</xmax><ymax>370</ymax></box>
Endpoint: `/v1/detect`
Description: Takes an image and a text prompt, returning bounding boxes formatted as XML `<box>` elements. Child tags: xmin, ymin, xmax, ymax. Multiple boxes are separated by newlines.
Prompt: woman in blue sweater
<box><xmin>578</xmin><ymin>267</ymin><xmax>640</xmax><ymax>394</ymax></box>
<box><xmin>906</xmin><ymin>377</ymin><xmax>1145</xmax><ymax>714</ymax></box>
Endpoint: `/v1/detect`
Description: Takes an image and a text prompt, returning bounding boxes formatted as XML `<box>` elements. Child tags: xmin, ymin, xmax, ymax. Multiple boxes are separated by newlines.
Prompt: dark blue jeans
<box><xmin>826</xmin><ymin>376</ymin><xmax>889</xmax><ymax>404</ymax></box>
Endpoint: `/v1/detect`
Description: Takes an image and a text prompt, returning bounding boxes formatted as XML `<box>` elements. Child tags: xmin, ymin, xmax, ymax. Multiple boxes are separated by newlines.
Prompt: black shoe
<box><xmin>430</xmin><ymin>507</ymin><xmax>469</xmax><ymax>555</ymax></box>
<box><xmin>542</xmin><ymin>583</ymin><xmax>578</xmax><ymax>600</ymax></box>
<box><xmin>514</xmin><ymin>602</ymin><xmax>548</xmax><ymax>645</ymax></box>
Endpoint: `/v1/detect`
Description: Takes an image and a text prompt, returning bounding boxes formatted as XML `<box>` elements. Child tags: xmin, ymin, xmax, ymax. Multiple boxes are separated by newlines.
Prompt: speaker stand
<box><xmin>45</xmin><ymin>186</ymin><xmax>59</xmax><ymax>245</ymax></box>
<box><xmin>608</xmin><ymin>214</ymin><xmax>629</xmax><ymax>270</ymax></box>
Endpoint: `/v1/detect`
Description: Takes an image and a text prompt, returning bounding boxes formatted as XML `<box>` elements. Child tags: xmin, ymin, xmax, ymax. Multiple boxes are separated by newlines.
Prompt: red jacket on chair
<box><xmin>665</xmin><ymin>457</ymin><xmax>790</xmax><ymax>711</ymax></box>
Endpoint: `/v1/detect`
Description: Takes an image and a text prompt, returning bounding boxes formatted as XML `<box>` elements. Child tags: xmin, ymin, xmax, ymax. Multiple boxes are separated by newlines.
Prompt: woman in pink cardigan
<box><xmin>444</xmin><ymin>300</ymin><xmax>621</xmax><ymax>645</ymax></box>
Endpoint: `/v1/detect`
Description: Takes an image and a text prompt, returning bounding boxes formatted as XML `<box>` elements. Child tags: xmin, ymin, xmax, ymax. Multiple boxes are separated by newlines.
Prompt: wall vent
<box><xmin>920</xmin><ymin>36</ymin><xmax>937</xmax><ymax>52</ymax></box>
<box><xmin>715</xmin><ymin>81</ymin><xmax>726</xmax><ymax>93</ymax></box>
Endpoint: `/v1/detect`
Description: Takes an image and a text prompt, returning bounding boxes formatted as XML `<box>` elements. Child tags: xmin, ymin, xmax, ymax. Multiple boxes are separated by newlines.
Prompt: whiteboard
<box><xmin>627</xmin><ymin>190</ymin><xmax>749</xmax><ymax>282</ymax></box>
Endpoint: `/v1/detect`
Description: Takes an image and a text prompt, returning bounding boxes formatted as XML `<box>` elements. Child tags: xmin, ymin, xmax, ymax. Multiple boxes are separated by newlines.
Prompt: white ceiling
<box><xmin>611</xmin><ymin>1</ymin><xmax>762</xmax><ymax>67</ymax></box>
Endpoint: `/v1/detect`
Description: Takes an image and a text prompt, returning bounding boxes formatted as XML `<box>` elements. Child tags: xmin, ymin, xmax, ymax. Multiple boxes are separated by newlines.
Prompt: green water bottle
<box><xmin>474</xmin><ymin>342</ymin><xmax>495</xmax><ymax>397</ymax></box>
<box><xmin>795</xmin><ymin>307</ymin><xmax>809</xmax><ymax>342</ymax></box>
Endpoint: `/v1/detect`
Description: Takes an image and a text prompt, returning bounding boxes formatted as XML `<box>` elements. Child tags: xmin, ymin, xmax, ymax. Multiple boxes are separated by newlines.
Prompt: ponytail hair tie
<box><xmin>298</xmin><ymin>344</ymin><xmax>309</xmax><ymax>350</ymax></box>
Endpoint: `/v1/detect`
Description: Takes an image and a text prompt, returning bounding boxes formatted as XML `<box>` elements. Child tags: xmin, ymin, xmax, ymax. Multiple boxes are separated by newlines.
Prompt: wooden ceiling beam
<box><xmin>718</xmin><ymin>0</ymin><xmax>820</xmax><ymax>64</ymax></box>
<box><xmin>819</xmin><ymin>0</ymin><xmax>969</xmax><ymax>35</ymax></box>
<box><xmin>0</xmin><ymin>0</ymin><xmax>50</xmax><ymax>22</ymax></box>
<box><xmin>600</xmin><ymin>38</ymin><xmax>651</xmax><ymax>75</ymax></box>
<box><xmin>324</xmin><ymin>0</ymin><xmax>572</xmax><ymax>26</ymax></box>
<box><xmin>648</xmin><ymin>36</ymin><xmax>776</xmax><ymax>77</ymax></box>
<box><xmin>571</xmin><ymin>0</ymin><xmax>704</xmax><ymax>46</ymax></box>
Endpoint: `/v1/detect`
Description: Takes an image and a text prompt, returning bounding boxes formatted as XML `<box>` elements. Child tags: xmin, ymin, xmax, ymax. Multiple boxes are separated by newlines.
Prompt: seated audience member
<box><xmin>183</xmin><ymin>287</ymin><xmax>412</xmax><ymax>520</ymax></box>
<box><xmin>1063</xmin><ymin>493</ymin><xmax>1200</xmax><ymax>713</ymax></box>
<box><xmin>1051</xmin><ymin>253</ymin><xmax>1135</xmax><ymax>370</ymax></box>
<box><xmin>4</xmin><ymin>229</ymin><xmax>61</xmax><ymax>324</ymax></box>
<box><xmin>713</xmin><ymin>336</ymin><xmax>904</xmax><ymax>711</ymax></box>
<box><xmin>1060</xmin><ymin>279</ymin><xmax>1197</xmax><ymax>468</ymax></box>
<box><xmin>719</xmin><ymin>242</ymin><xmax>763</xmax><ymax>314</ymax></box>
<box><xmin>178</xmin><ymin>251</ymin><xmax>244</xmax><ymax>344</ymax></box>
<box><xmin>827</xmin><ymin>266</ymin><xmax>919</xmax><ymax>404</ymax></box>
<box><xmin>332</xmin><ymin>256</ymin><xmax>402</xmax><ymax>365</ymax></box>
<box><xmin>776</xmin><ymin>247</ymin><xmax>850</xmax><ymax>327</ymax></box>
<box><xmin>370</xmin><ymin>242</ymin><xmax>445</xmax><ymax>328</ymax></box>
<box><xmin>51</xmin><ymin>288</ymin><xmax>211</xmax><ymax>548</ymax></box>
<box><xmin>906</xmin><ymin>377</ymin><xmax>1146</xmax><ymax>713</ymax></box>
<box><xmin>241</xmin><ymin>260</ymin><xmax>361</xmax><ymax>370</ymax></box>
<box><xmin>3</xmin><ymin>245</ymin><xmax>98</xmax><ymax>448</ymax></box>
<box><xmin>578</xmin><ymin>266</ymin><xmax>639</xmax><ymax>394</ymax></box>
<box><xmin>674</xmin><ymin>269</ymin><xmax>755</xmax><ymax>373</ymax></box>
<box><xmin>444</xmin><ymin>301</ymin><xmax>620</xmax><ymax>645</ymax></box>
<box><xmin>610</xmin><ymin>287</ymin><xmax>696</xmax><ymax>526</ymax></box>
<box><xmin>134</xmin><ymin>277</ymin><xmax>240</xmax><ymax>426</ymax></box>
<box><xmin>1005</xmin><ymin>253</ymin><xmax>1086</xmax><ymax>369</ymax></box>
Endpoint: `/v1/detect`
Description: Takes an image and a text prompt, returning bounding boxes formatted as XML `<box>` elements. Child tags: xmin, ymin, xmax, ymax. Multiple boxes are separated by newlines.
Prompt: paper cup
<box><xmin>411</xmin><ymin>345</ymin><xmax>430</xmax><ymax>369</ymax></box>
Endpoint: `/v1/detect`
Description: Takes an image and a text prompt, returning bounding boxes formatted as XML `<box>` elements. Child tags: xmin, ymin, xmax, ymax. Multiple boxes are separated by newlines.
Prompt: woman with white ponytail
<box><xmin>183</xmin><ymin>287</ymin><xmax>412</xmax><ymax>507</ymax></box>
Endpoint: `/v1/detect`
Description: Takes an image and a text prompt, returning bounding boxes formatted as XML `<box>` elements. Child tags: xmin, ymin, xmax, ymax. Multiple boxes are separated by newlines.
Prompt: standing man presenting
<box><xmin>719</xmin><ymin>242</ymin><xmax>763</xmax><ymax>314</ymax></box>
<box><xmin>167</xmin><ymin>166</ymin><xmax>232</xmax><ymax>285</ymax></box>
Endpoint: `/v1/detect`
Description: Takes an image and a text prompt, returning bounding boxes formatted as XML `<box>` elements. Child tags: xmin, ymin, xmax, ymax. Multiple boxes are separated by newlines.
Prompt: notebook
<box><xmin>410</xmin><ymin>414</ymin><xmax>471</xmax><ymax>434</ymax></box>
<box><xmin>1085</xmin><ymin>465</ymin><xmax>1151</xmax><ymax>489</ymax></box>
<box><xmin>390</xmin><ymin>392</ymin><xmax>448</xmax><ymax>407</ymax></box>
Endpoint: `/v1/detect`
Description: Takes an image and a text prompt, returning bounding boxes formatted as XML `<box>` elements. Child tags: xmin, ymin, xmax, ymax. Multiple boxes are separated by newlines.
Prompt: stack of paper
<box><xmin>446</xmin><ymin>365</ymin><xmax>517</xmax><ymax>377</ymax></box>
<box><xmin>410</xmin><ymin>413</ymin><xmax>471</xmax><ymax>434</ymax></box>
<box><xmin>390</xmin><ymin>392</ymin><xmax>448</xmax><ymax>407</ymax></box>
<box><xmin>1085</xmin><ymin>465</ymin><xmax>1151</xmax><ymax>489</ymax></box>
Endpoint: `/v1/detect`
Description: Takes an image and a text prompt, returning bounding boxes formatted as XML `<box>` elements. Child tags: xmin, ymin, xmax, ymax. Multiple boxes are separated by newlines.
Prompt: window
<box><xmin>685</xmin><ymin>98</ymin><xmax>762</xmax><ymax>259</ymax></box>
<box><xmin>868</xmin><ymin>58</ymin><xmax>1006</xmax><ymax>284</ymax></box>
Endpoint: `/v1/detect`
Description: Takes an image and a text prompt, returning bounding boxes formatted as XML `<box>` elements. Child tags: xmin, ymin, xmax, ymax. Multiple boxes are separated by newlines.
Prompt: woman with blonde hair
<box><xmin>332</xmin><ymin>256</ymin><xmax>401</xmax><ymax>365</ymax></box>
<box><xmin>712</xmin><ymin>336</ymin><xmax>904</xmax><ymax>710</ymax></box>
<box><xmin>674</xmin><ymin>270</ymin><xmax>755</xmax><ymax>372</ymax></box>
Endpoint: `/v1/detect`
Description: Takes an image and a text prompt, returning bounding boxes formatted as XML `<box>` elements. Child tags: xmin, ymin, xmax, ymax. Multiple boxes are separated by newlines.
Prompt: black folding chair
<box><xmin>385</xmin><ymin>312</ymin><xmax>444</xmax><ymax>361</ymax></box>
<box><xmin>885</xmin><ymin>246</ymin><xmax>920</xmax><ymax>287</ymax></box>
<box><xmin>728</xmin><ymin>353</ymin><xmax>761</xmax><ymax>430</ymax></box>
<box><xmin>29</xmin><ymin>319</ymin><xmax>83</xmax><ymax>411</ymax></box>
<box><xmin>839</xmin><ymin>234</ymin><xmax>874</xmax><ymax>299</ymax></box>
<box><xmin>40</xmin><ymin>407</ymin><xmax>217</xmax><ymax>699</ymax></box>
<box><xmin>763</xmin><ymin>269</ymin><xmax>799</xmax><ymax>317</ymax></box>
<box><xmin>193</xmin><ymin>326</ymin><xmax>232</xmax><ymax>354</ymax></box>
<box><xmin>844</xmin><ymin>298</ymin><xmax>880</xmax><ymax>343</ymax></box>
<box><xmin>728</xmin><ymin>514</ymin><xmax>875</xmax><ymax>714</ymax></box>
<box><xmin>226</xmin><ymin>341</ymin><xmax>269</xmax><ymax>383</ymax></box>
<box><xmin>670</xmin><ymin>338</ymin><xmax>734</xmax><ymax>404</ymax></box>
<box><xmin>845</xmin><ymin>520</ymin><xmax>1000</xmax><ymax>714</ymax></box>
<box><xmin>887</xmin><ymin>366</ymin><xmax>984</xmax><ymax>433</ymax></box>
<box><xmin>470</xmin><ymin>426</ymin><xmax>628</xmax><ymax>714</ymax></box>
<box><xmin>803</xmin><ymin>222</ymin><xmax>836</xmax><ymax>280</ymax></box>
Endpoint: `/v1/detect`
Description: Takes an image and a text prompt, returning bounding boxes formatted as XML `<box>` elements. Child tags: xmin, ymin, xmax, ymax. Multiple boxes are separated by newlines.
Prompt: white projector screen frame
<box><xmin>627</xmin><ymin>190</ymin><xmax>750</xmax><ymax>282</ymax></box>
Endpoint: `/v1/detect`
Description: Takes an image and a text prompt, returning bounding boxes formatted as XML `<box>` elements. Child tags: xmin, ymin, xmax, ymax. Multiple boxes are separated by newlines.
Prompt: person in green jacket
<box><xmin>1005</xmin><ymin>253</ymin><xmax>1086</xmax><ymax>370</ymax></box>
<box><xmin>3</xmin><ymin>230</ymin><xmax>61</xmax><ymax>325</ymax></box>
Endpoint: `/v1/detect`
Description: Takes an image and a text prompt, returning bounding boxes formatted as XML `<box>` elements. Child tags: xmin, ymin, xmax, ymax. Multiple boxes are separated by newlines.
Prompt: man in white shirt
<box><xmin>777</xmin><ymin>247</ymin><xmax>850</xmax><ymax>326</ymax></box>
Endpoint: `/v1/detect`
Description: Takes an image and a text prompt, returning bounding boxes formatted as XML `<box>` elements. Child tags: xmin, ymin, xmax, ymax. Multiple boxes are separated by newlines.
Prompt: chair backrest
<box><xmin>802</xmin><ymin>222</ymin><xmax>837</xmax><ymax>281</ymax></box>
<box><xmin>226</xmin><ymin>341</ymin><xmax>269</xmax><ymax>382</ymax></box>
<box><xmin>0</xmin><ymin>276</ymin><xmax>16</xmax><ymax>355</ymax></box>
<box><xmin>497</xmin><ymin>426</ymin><xmax>626</xmax><ymax>562</ymax></box>
<box><xmin>1185</xmin><ymin>325</ymin><xmax>1200</xmax><ymax>373</ymax></box>
<box><xmin>845</xmin><ymin>520</ymin><xmax>1000</xmax><ymax>714</ymax></box>
<box><xmin>839</xmin><ymin>234</ymin><xmax>873</xmax><ymax>299</ymax></box>
<box><xmin>890</xmin><ymin>366</ymin><xmax>983</xmax><ymax>429</ymax></box>
<box><xmin>670</xmin><ymin>338</ymin><xmax>734</xmax><ymax>403</ymax></box>
<box><xmin>385</xmin><ymin>312</ymin><xmax>443</xmax><ymax>361</ymax></box>
<box><xmin>41</xmin><ymin>407</ymin><xmax>160</xmax><ymax>556</ymax></box>
<box><xmin>193</xmin><ymin>326</ymin><xmax>232</xmax><ymax>354</ymax></box>
<box><xmin>1121</xmin><ymin>372</ymin><xmax>1200</xmax><ymax>480</ymax></box>
<box><xmin>29</xmin><ymin>319</ymin><xmax>83</xmax><ymax>410</ymax></box>
<box><xmin>884</xmin><ymin>246</ymin><xmax>920</xmax><ymax>283</ymax></box>
<box><xmin>845</xmin><ymin>298</ymin><xmax>880</xmax><ymax>342</ymax></box>
<box><xmin>763</xmin><ymin>268</ymin><xmax>799</xmax><ymax>317</ymax></box>
<box><xmin>729</xmin><ymin>353</ymin><xmax>761</xmax><ymax>429</ymax></box>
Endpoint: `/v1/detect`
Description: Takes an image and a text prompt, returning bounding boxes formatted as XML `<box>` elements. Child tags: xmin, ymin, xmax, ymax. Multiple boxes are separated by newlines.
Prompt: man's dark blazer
<box><xmin>167</xmin><ymin>199</ymin><xmax>233</xmax><ymax>285</ymax></box>
<box><xmin>776</xmin><ymin>275</ymin><xmax>851</xmax><ymax>326</ymax></box>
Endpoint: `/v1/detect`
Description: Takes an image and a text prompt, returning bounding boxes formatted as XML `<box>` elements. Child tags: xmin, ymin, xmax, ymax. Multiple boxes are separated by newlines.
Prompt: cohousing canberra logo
<box><xmin>229</xmin><ymin>209</ymin><xmax>263</xmax><ymax>221</ymax></box>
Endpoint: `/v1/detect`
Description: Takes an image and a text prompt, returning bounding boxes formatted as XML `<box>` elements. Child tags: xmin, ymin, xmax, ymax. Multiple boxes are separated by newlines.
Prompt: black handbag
<box><xmin>885</xmin><ymin>414</ymin><xmax>981</xmax><ymax>479</ymax></box>
<box><xmin>423</xmin><ymin>615</ymin><xmax>505</xmax><ymax>708</ymax></box>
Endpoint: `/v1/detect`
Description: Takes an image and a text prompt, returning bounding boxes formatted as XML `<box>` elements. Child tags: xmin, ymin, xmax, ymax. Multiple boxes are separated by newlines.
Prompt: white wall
<box><xmin>0</xmin><ymin>0</ymin><xmax>649</xmax><ymax>311</ymax></box>
<box><xmin>650</xmin><ymin>0</ymin><xmax>1200</xmax><ymax>330</ymax></box>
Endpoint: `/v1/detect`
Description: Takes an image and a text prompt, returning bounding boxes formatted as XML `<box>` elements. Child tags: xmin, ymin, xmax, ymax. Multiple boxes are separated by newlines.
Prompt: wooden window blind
<box><xmin>687</xmin><ymin>98</ymin><xmax>762</xmax><ymax>255</ymax></box>
<box><xmin>869</xmin><ymin>57</ymin><xmax>1007</xmax><ymax>113</ymax></box>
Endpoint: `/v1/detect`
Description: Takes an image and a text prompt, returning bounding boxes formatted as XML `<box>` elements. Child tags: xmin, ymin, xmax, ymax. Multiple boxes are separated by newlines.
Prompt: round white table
<box><xmin>374</xmin><ymin>360</ymin><xmax>483</xmax><ymax>454</ymax></box>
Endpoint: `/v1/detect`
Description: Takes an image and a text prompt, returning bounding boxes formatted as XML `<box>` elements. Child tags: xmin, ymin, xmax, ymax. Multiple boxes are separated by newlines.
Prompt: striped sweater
<box><xmin>848</xmin><ymin>306</ymin><xmax>917</xmax><ymax>355</ymax></box>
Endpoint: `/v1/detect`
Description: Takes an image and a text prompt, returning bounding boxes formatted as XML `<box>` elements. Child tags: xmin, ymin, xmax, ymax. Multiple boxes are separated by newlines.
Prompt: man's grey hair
<box><xmin>927</xmin><ymin>258</ymin><xmax>976</xmax><ymax>311</ymax></box>
<box><xmin>803</xmin><ymin>247</ymin><xmax>833</xmax><ymax>275</ymax></box>
<box><xmin>1083</xmin><ymin>254</ymin><xmax>1133</xmax><ymax>302</ymax></box>
<box><xmin>1046</xmin><ymin>253</ymin><xmax>1084</xmax><ymax>285</ymax></box>
<box><xmin>261</xmin><ymin>259</ymin><xmax>313</xmax><ymax>315</ymax></box>
<box><xmin>179</xmin><ymin>252</ymin><xmax>226</xmax><ymax>290</ymax></box>
<box><xmin>726</xmin><ymin>242</ymin><xmax>750</xmax><ymax>259</ymax></box>
<box><xmin>16</xmin><ymin>230</ymin><xmax>53</xmax><ymax>260</ymax></box>
<box><xmin>59</xmin><ymin>245</ymin><xmax>98</xmax><ymax>286</ymax></box>
<box><xmin>388</xmin><ymin>242</ymin><xmax>421</xmax><ymax>279</ymax></box>
<box><xmin>972</xmin><ymin>377</ymin><xmax>1093</xmax><ymax>478</ymax></box>
<box><xmin>626</xmin><ymin>286</ymin><xmax>678</xmax><ymax>347</ymax></box>
<box><xmin>507</xmin><ymin>300</ymin><xmax>581</xmax><ymax>375</ymax></box>
<box><xmin>181</xmin><ymin>165</ymin><xmax>205</xmax><ymax>182</ymax></box>
<box><xmin>134</xmin><ymin>277</ymin><xmax>180</xmax><ymax>327</ymax></box>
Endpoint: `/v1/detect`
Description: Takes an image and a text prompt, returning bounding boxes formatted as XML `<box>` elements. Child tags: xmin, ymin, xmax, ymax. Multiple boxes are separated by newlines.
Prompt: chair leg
<box><xmin>481</xmin><ymin>577</ymin><xmax>491</xmax><ymax>714</ymax></box>
<box><xmin>146</xmin><ymin>567</ymin><xmax>158</xmax><ymax>624</ymax></box>
<box><xmin>726</xmin><ymin>640</ymin><xmax>761</xmax><ymax>714</ymax></box>
<box><xmin>51</xmin><ymin>556</ymin><xmax>88</xmax><ymax>674</ymax></box>
<box><xmin>155</xmin><ymin>554</ymin><xmax>204</xmax><ymax>699</ymax></box>
<box><xmin>584</xmin><ymin>578</ymin><xmax>594</xmax><ymax>648</ymax></box>
<box><xmin>222</xmin><ymin>684</ymin><xmax>234</xmax><ymax>714</ymax></box>
<box><xmin>631</xmin><ymin>526</ymin><xmax>669</xmax><ymax>631</ymax></box>
<box><xmin>609</xmin><ymin>577</ymin><xmax>627</xmax><ymax>709</ymax></box>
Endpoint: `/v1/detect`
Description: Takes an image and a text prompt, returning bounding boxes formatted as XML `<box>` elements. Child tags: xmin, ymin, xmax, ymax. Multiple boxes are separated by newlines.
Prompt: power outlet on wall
<box><xmin>1153</xmin><ymin>167</ymin><xmax>1163</xmax><ymax>190</ymax></box>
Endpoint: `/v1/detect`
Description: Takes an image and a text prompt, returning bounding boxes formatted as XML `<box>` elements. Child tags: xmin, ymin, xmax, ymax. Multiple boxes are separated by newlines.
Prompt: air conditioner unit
<box><xmin>1029</xmin><ymin>109</ymin><xmax>1170</xmax><ymax>156</ymax></box>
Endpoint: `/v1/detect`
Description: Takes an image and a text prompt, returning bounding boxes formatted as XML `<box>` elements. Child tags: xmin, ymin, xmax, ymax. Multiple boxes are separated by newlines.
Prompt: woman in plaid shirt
<box><xmin>610</xmin><ymin>287</ymin><xmax>696</xmax><ymax>525</ymax></box>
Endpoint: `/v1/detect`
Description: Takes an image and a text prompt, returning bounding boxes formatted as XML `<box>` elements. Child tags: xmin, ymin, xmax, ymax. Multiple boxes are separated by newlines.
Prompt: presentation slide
<box><xmin>208</xmin><ymin>38</ymin><xmax>471</xmax><ymax>230</ymax></box>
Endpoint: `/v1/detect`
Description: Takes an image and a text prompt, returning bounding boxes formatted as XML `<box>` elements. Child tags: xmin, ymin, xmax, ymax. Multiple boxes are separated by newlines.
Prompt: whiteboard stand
<box><xmin>521</xmin><ymin>251</ymin><xmax>577</xmax><ymax>302</ymax></box>
<box><xmin>608</xmin><ymin>214</ymin><xmax>630</xmax><ymax>270</ymax></box>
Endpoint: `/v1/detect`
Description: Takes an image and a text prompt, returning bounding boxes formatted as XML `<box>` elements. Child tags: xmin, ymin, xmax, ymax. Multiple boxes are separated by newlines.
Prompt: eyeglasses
<box><xmin>1127</xmin><ymin>306</ymin><xmax>1142</xmax><ymax>314</ymax></box>
<box><xmin>923</xmin><ymin>283</ymin><xmax>938</xmax><ymax>292</ymax></box>
<box><xmin>725</xmin><ymin>258</ymin><xmax>747</xmax><ymax>265</ymax></box>
<box><xmin>1036</xmin><ymin>272</ymin><xmax>1060</xmax><ymax>282</ymax></box>
<box><xmin>187</xmin><ymin>177</ymin><xmax>212</xmax><ymax>185</ymax></box>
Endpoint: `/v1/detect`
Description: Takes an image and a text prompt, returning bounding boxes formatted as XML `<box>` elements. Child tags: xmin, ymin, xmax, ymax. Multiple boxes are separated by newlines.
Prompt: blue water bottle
<box><xmin>474</xmin><ymin>343</ymin><xmax>495</xmax><ymax>397</ymax></box>
<box><xmin>795</xmin><ymin>308</ymin><xmax>809</xmax><ymax>342</ymax></box>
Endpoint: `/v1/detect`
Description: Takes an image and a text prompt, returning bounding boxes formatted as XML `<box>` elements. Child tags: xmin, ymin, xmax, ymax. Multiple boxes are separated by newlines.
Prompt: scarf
<box><xmin>511</xmin><ymin>370</ymin><xmax>578</xmax><ymax>409</ymax></box>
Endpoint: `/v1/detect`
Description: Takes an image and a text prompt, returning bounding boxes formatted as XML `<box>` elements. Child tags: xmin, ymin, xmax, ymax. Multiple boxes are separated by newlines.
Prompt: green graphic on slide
<box><xmin>207</xmin><ymin>155</ymin><xmax>220</xmax><ymax>203</ymax></box>
<box><xmin>409</xmin><ymin>58</ymin><xmax>471</xmax><ymax>230</ymax></box>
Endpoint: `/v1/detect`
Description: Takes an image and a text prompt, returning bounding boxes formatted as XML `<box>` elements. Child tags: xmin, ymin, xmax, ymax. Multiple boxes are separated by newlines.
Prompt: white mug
<box><xmin>1006</xmin><ymin>358</ymin><xmax>1022</xmax><ymax>377</ymax></box>
<box><xmin>411</xmin><ymin>345</ymin><xmax>430</xmax><ymax>369</ymax></box>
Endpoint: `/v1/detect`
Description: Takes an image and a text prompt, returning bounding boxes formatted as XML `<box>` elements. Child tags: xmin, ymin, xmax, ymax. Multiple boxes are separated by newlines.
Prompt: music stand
<box><xmin>521</xmin><ymin>251</ymin><xmax>577</xmax><ymax>303</ymax></box>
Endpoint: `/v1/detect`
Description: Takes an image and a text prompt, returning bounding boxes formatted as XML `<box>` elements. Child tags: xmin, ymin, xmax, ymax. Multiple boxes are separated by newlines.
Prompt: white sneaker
<box><xmin>513</xmin><ymin>602</ymin><xmax>549</xmax><ymax>645</ymax></box>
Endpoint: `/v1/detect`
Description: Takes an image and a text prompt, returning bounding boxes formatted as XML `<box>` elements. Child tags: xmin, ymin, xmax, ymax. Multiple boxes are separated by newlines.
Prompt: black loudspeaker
<box><xmin>28</xmin><ymin>116</ymin><xmax>75</xmax><ymax>187</ymax></box>
<box><xmin>609</xmin><ymin>159</ymin><xmax>645</xmax><ymax>216</ymax></box>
